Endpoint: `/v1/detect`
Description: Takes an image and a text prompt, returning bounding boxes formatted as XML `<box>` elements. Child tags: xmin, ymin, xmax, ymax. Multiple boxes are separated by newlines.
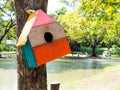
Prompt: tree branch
<box><xmin>0</xmin><ymin>19</ymin><xmax>15</xmax><ymax>44</ymax></box>
<box><xmin>0</xmin><ymin>7</ymin><xmax>11</xmax><ymax>17</ymax></box>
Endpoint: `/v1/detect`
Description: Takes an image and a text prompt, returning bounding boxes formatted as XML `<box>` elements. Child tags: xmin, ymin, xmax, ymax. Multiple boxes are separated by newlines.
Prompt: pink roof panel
<box><xmin>33</xmin><ymin>10</ymin><xmax>55</xmax><ymax>27</ymax></box>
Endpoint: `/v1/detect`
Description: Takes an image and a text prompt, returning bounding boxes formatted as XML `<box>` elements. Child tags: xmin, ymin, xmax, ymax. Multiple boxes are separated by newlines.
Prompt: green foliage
<box><xmin>80</xmin><ymin>46</ymin><xmax>92</xmax><ymax>54</ymax></box>
<box><xmin>55</xmin><ymin>0</ymin><xmax>120</xmax><ymax>55</ymax></box>
<box><xmin>0</xmin><ymin>0</ymin><xmax>16</xmax><ymax>52</ymax></box>
<box><xmin>79</xmin><ymin>46</ymin><xmax>106</xmax><ymax>55</ymax></box>
<box><xmin>64</xmin><ymin>0</ymin><xmax>120</xmax><ymax>45</ymax></box>
<box><xmin>110</xmin><ymin>45</ymin><xmax>120</xmax><ymax>56</ymax></box>
<box><xmin>50</xmin><ymin>7</ymin><xmax>67</xmax><ymax>24</ymax></box>
<box><xmin>58</xmin><ymin>0</ymin><xmax>79</xmax><ymax>10</ymax></box>
<box><xmin>4</xmin><ymin>45</ymin><xmax>16</xmax><ymax>51</ymax></box>
<box><xmin>96</xmin><ymin>48</ymin><xmax>107</xmax><ymax>55</ymax></box>
<box><xmin>0</xmin><ymin>45</ymin><xmax>16</xmax><ymax>52</ymax></box>
<box><xmin>0</xmin><ymin>40</ymin><xmax>16</xmax><ymax>52</ymax></box>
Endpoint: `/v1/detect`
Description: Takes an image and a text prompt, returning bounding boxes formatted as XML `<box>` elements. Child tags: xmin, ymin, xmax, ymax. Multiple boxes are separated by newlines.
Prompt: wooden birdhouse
<box><xmin>17</xmin><ymin>9</ymin><xmax>71</xmax><ymax>68</ymax></box>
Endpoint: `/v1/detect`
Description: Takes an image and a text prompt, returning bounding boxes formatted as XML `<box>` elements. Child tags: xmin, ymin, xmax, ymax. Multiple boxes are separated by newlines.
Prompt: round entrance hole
<box><xmin>44</xmin><ymin>32</ymin><xmax>53</xmax><ymax>43</ymax></box>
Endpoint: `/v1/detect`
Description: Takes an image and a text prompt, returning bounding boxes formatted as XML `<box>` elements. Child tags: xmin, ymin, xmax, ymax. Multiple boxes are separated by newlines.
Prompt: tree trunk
<box><xmin>91</xmin><ymin>45</ymin><xmax>97</xmax><ymax>57</ymax></box>
<box><xmin>107</xmin><ymin>41</ymin><xmax>112</xmax><ymax>51</ymax></box>
<box><xmin>14</xmin><ymin>0</ymin><xmax>48</xmax><ymax>90</ymax></box>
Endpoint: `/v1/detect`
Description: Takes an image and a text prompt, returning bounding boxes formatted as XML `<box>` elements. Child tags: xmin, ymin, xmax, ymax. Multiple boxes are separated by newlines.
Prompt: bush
<box><xmin>96</xmin><ymin>48</ymin><xmax>107</xmax><ymax>55</ymax></box>
<box><xmin>110</xmin><ymin>45</ymin><xmax>120</xmax><ymax>56</ymax></box>
<box><xmin>0</xmin><ymin>44</ymin><xmax>16</xmax><ymax>52</ymax></box>
<box><xmin>80</xmin><ymin>46</ymin><xmax>92</xmax><ymax>54</ymax></box>
<box><xmin>73</xmin><ymin>46</ymin><xmax>107</xmax><ymax>55</ymax></box>
<box><xmin>4</xmin><ymin>45</ymin><xmax>16</xmax><ymax>51</ymax></box>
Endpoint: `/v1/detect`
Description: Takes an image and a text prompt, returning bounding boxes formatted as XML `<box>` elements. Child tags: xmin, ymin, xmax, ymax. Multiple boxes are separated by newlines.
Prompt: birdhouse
<box><xmin>17</xmin><ymin>9</ymin><xmax>71</xmax><ymax>68</ymax></box>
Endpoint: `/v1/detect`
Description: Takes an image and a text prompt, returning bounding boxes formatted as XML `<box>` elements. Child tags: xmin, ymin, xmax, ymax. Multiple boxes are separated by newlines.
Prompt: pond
<box><xmin>0</xmin><ymin>57</ymin><xmax>120</xmax><ymax>90</ymax></box>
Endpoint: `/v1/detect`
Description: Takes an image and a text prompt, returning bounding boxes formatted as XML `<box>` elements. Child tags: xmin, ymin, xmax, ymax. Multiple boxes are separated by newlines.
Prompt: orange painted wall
<box><xmin>33</xmin><ymin>38</ymin><xmax>71</xmax><ymax>66</ymax></box>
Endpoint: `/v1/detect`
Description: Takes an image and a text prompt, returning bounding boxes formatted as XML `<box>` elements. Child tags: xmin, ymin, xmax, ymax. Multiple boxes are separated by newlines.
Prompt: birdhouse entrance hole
<box><xmin>44</xmin><ymin>32</ymin><xmax>53</xmax><ymax>43</ymax></box>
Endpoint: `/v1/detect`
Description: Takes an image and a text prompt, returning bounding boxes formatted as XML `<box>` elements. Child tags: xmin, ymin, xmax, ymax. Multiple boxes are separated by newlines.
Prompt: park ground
<box><xmin>60</xmin><ymin>65</ymin><xmax>120</xmax><ymax>90</ymax></box>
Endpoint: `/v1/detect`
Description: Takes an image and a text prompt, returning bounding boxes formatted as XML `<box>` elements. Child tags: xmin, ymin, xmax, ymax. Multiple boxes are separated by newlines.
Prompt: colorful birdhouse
<box><xmin>17</xmin><ymin>9</ymin><xmax>71</xmax><ymax>68</ymax></box>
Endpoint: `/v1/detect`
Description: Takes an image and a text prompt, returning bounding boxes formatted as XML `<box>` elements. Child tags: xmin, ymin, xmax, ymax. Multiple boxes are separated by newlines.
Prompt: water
<box><xmin>0</xmin><ymin>58</ymin><xmax>17</xmax><ymax>90</ymax></box>
<box><xmin>47</xmin><ymin>57</ymin><xmax>120</xmax><ymax>90</ymax></box>
<box><xmin>0</xmin><ymin>58</ymin><xmax>17</xmax><ymax>69</ymax></box>
<box><xmin>0</xmin><ymin>57</ymin><xmax>120</xmax><ymax>90</ymax></box>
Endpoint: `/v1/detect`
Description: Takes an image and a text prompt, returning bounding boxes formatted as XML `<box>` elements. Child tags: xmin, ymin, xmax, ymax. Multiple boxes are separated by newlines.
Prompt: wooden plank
<box><xmin>29</xmin><ymin>22</ymin><xmax>66</xmax><ymax>47</ymax></box>
<box><xmin>21</xmin><ymin>39</ymin><xmax>37</xmax><ymax>68</ymax></box>
<box><xmin>51</xmin><ymin>82</ymin><xmax>60</xmax><ymax>90</ymax></box>
<box><xmin>33</xmin><ymin>38</ymin><xmax>71</xmax><ymax>66</ymax></box>
<box><xmin>16</xmin><ymin>11</ymin><xmax>38</xmax><ymax>47</ymax></box>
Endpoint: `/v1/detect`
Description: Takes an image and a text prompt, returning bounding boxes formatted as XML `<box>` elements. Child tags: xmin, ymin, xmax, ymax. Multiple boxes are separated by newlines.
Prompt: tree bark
<box><xmin>14</xmin><ymin>0</ymin><xmax>48</xmax><ymax>90</ymax></box>
<box><xmin>91</xmin><ymin>45</ymin><xmax>97</xmax><ymax>57</ymax></box>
